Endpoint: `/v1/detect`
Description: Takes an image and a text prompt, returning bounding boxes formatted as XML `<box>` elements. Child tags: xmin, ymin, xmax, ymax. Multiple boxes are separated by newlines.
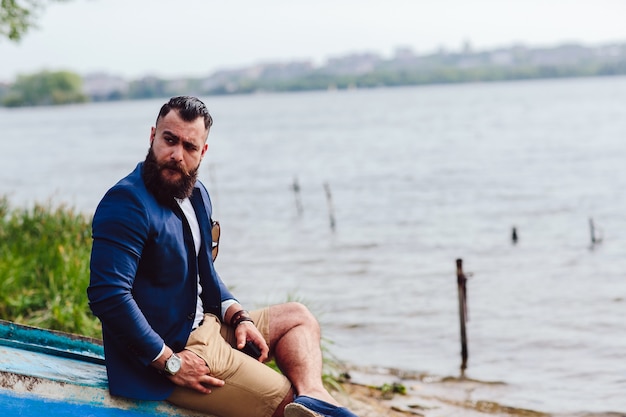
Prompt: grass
<box><xmin>0</xmin><ymin>196</ymin><xmax>101</xmax><ymax>337</ymax></box>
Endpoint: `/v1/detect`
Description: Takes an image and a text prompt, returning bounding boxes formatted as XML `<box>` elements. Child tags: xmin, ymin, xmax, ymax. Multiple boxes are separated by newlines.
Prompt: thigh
<box><xmin>169</xmin><ymin>313</ymin><xmax>291</xmax><ymax>417</ymax></box>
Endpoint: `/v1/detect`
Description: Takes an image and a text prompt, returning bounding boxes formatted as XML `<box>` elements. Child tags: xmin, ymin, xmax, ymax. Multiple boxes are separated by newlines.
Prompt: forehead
<box><xmin>156</xmin><ymin>110</ymin><xmax>208</xmax><ymax>143</ymax></box>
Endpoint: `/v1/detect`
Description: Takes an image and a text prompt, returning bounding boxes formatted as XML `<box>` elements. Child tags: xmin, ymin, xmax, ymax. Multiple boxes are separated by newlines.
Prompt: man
<box><xmin>88</xmin><ymin>96</ymin><xmax>358</xmax><ymax>417</ymax></box>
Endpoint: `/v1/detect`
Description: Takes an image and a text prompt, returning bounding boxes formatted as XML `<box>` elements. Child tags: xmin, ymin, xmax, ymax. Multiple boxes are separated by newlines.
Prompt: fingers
<box><xmin>172</xmin><ymin>367</ymin><xmax>225</xmax><ymax>394</ymax></box>
<box><xmin>171</xmin><ymin>349</ymin><xmax>225</xmax><ymax>393</ymax></box>
<box><xmin>235</xmin><ymin>327</ymin><xmax>270</xmax><ymax>362</ymax></box>
<box><xmin>255</xmin><ymin>341</ymin><xmax>269</xmax><ymax>361</ymax></box>
<box><xmin>235</xmin><ymin>322</ymin><xmax>266</xmax><ymax>349</ymax></box>
<box><xmin>183</xmin><ymin>378</ymin><xmax>221</xmax><ymax>394</ymax></box>
<box><xmin>202</xmin><ymin>375</ymin><xmax>226</xmax><ymax>388</ymax></box>
<box><xmin>189</xmin><ymin>374</ymin><xmax>225</xmax><ymax>394</ymax></box>
<box><xmin>235</xmin><ymin>322</ymin><xmax>255</xmax><ymax>349</ymax></box>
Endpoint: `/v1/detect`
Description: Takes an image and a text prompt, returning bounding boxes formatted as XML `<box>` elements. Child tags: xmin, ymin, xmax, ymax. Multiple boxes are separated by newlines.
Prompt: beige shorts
<box><xmin>167</xmin><ymin>309</ymin><xmax>292</xmax><ymax>417</ymax></box>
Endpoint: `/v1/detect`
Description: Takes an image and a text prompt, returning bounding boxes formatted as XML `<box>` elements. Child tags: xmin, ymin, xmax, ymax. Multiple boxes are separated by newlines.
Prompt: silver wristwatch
<box><xmin>164</xmin><ymin>353</ymin><xmax>182</xmax><ymax>375</ymax></box>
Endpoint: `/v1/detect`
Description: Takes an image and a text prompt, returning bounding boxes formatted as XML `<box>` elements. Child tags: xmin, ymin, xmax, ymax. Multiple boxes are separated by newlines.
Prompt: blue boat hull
<box><xmin>0</xmin><ymin>320</ymin><xmax>208</xmax><ymax>416</ymax></box>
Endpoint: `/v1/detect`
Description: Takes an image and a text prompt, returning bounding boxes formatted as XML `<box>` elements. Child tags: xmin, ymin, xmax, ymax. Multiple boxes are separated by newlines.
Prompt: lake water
<box><xmin>2</xmin><ymin>77</ymin><xmax>625</xmax><ymax>415</ymax></box>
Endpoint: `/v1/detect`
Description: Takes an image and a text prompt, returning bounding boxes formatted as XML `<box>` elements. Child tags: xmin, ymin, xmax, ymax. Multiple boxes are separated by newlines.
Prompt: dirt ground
<box><xmin>331</xmin><ymin>368</ymin><xmax>553</xmax><ymax>417</ymax></box>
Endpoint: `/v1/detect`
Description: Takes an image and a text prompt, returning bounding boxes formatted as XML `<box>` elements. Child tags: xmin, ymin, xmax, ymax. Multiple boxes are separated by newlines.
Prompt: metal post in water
<box><xmin>323</xmin><ymin>182</ymin><xmax>336</xmax><ymax>232</ymax></box>
<box><xmin>456</xmin><ymin>258</ymin><xmax>468</xmax><ymax>373</ymax></box>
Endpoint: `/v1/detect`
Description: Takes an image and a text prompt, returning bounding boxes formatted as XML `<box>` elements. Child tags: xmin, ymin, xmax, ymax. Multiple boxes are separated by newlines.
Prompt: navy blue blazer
<box><xmin>88</xmin><ymin>162</ymin><xmax>235</xmax><ymax>400</ymax></box>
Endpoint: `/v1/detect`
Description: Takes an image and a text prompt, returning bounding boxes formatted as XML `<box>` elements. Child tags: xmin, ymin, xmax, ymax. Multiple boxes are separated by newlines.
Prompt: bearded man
<box><xmin>87</xmin><ymin>96</ymin><xmax>359</xmax><ymax>417</ymax></box>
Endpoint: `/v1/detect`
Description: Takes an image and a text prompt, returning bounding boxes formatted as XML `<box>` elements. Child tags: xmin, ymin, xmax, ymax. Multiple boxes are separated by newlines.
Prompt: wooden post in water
<box><xmin>292</xmin><ymin>176</ymin><xmax>303</xmax><ymax>216</ymax></box>
<box><xmin>588</xmin><ymin>217</ymin><xmax>604</xmax><ymax>248</ymax></box>
<box><xmin>456</xmin><ymin>258</ymin><xmax>468</xmax><ymax>373</ymax></box>
<box><xmin>323</xmin><ymin>182</ymin><xmax>336</xmax><ymax>232</ymax></box>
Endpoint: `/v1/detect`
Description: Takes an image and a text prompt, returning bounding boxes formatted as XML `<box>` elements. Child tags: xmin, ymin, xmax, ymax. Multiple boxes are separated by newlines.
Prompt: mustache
<box><xmin>159</xmin><ymin>160</ymin><xmax>187</xmax><ymax>175</ymax></box>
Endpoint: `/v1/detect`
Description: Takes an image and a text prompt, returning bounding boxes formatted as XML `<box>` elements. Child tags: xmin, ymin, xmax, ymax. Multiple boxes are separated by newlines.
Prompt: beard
<box><xmin>142</xmin><ymin>147</ymin><xmax>199</xmax><ymax>205</ymax></box>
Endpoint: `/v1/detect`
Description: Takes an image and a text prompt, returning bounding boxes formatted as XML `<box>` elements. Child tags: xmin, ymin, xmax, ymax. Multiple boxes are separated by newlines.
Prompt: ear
<box><xmin>150</xmin><ymin>127</ymin><xmax>156</xmax><ymax>144</ymax></box>
<box><xmin>200</xmin><ymin>142</ymin><xmax>209</xmax><ymax>158</ymax></box>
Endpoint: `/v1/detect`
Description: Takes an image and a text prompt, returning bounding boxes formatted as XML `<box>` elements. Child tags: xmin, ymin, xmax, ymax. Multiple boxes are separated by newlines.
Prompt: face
<box><xmin>142</xmin><ymin>109</ymin><xmax>209</xmax><ymax>203</ymax></box>
<box><xmin>149</xmin><ymin>109</ymin><xmax>209</xmax><ymax>183</ymax></box>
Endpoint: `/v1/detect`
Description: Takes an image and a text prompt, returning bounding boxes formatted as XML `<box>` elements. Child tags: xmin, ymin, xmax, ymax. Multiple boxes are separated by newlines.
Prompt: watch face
<box><xmin>166</xmin><ymin>354</ymin><xmax>181</xmax><ymax>374</ymax></box>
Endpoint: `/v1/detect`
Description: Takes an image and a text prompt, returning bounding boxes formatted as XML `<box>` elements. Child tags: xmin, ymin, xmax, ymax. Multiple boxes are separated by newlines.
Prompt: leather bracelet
<box><xmin>230</xmin><ymin>310</ymin><xmax>254</xmax><ymax>327</ymax></box>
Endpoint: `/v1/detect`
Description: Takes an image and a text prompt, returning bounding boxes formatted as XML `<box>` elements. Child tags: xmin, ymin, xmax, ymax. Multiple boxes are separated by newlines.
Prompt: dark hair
<box><xmin>156</xmin><ymin>96</ymin><xmax>213</xmax><ymax>130</ymax></box>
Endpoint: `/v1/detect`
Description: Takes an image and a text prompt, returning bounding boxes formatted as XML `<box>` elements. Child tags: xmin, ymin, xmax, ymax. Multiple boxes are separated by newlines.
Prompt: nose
<box><xmin>170</xmin><ymin>144</ymin><xmax>183</xmax><ymax>161</ymax></box>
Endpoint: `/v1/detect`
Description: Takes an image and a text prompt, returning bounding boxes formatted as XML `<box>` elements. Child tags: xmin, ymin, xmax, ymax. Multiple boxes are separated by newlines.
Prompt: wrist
<box><xmin>152</xmin><ymin>345</ymin><xmax>172</xmax><ymax>370</ymax></box>
<box><xmin>230</xmin><ymin>309</ymin><xmax>254</xmax><ymax>327</ymax></box>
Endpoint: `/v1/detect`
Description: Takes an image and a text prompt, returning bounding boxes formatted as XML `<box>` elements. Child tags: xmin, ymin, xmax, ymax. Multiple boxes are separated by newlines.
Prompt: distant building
<box><xmin>393</xmin><ymin>46</ymin><xmax>418</xmax><ymax>61</ymax></box>
<box><xmin>323</xmin><ymin>52</ymin><xmax>382</xmax><ymax>75</ymax></box>
<box><xmin>83</xmin><ymin>73</ymin><xmax>129</xmax><ymax>101</ymax></box>
<box><xmin>76</xmin><ymin>40</ymin><xmax>626</xmax><ymax>101</ymax></box>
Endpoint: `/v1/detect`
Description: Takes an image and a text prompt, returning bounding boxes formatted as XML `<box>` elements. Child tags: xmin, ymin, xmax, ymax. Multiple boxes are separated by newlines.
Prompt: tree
<box><xmin>2</xmin><ymin>70</ymin><xmax>88</xmax><ymax>106</ymax></box>
<box><xmin>0</xmin><ymin>0</ymin><xmax>67</xmax><ymax>41</ymax></box>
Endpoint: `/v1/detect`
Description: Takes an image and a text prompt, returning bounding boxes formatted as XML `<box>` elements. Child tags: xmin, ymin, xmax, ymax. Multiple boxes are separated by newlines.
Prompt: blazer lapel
<box><xmin>189</xmin><ymin>187</ymin><xmax>221</xmax><ymax>316</ymax></box>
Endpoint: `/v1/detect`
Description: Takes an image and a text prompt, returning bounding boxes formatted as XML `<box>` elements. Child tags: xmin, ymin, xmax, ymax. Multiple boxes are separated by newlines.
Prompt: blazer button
<box><xmin>187</xmin><ymin>313</ymin><xmax>194</xmax><ymax>320</ymax></box>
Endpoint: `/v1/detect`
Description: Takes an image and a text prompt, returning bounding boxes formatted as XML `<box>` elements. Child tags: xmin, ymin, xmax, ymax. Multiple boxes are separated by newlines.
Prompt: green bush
<box><xmin>1</xmin><ymin>70</ymin><xmax>88</xmax><ymax>107</ymax></box>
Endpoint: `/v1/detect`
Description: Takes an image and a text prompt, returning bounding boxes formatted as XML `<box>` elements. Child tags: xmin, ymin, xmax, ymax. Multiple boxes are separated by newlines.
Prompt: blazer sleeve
<box><xmin>88</xmin><ymin>185</ymin><xmax>164</xmax><ymax>366</ymax></box>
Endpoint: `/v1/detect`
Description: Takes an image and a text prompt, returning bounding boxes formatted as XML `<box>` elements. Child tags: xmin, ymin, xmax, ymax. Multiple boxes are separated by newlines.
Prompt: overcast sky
<box><xmin>1</xmin><ymin>0</ymin><xmax>625</xmax><ymax>82</ymax></box>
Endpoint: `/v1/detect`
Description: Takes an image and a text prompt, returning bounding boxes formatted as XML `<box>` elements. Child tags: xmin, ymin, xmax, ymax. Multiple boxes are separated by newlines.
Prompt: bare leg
<box><xmin>268</xmin><ymin>302</ymin><xmax>341</xmax><ymax>407</ymax></box>
<box><xmin>272</xmin><ymin>387</ymin><xmax>294</xmax><ymax>417</ymax></box>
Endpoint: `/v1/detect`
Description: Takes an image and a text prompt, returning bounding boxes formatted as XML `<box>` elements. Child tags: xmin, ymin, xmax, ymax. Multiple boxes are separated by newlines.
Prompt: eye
<box><xmin>184</xmin><ymin>142</ymin><xmax>199</xmax><ymax>152</ymax></box>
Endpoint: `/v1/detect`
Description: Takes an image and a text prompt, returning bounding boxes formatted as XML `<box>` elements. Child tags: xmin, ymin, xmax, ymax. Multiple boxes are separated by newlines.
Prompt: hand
<box><xmin>167</xmin><ymin>349</ymin><xmax>225</xmax><ymax>394</ymax></box>
<box><xmin>235</xmin><ymin>321</ymin><xmax>269</xmax><ymax>362</ymax></box>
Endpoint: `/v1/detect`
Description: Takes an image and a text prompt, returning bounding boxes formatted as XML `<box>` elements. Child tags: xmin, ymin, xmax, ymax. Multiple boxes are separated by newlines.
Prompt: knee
<box><xmin>286</xmin><ymin>301</ymin><xmax>319</xmax><ymax>332</ymax></box>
